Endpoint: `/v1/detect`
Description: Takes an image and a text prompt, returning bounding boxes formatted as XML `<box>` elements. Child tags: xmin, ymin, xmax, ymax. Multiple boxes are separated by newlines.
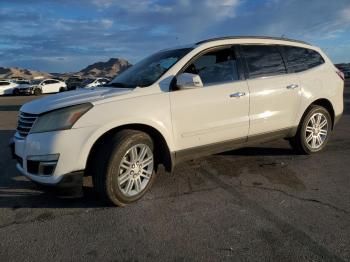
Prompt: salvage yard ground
<box><xmin>0</xmin><ymin>81</ymin><xmax>349</xmax><ymax>261</ymax></box>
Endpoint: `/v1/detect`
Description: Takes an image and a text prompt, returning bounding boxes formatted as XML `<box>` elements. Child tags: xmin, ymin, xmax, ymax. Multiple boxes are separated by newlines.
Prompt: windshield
<box><xmin>82</xmin><ymin>78</ymin><xmax>95</xmax><ymax>84</ymax></box>
<box><xmin>110</xmin><ymin>48</ymin><xmax>192</xmax><ymax>88</ymax></box>
<box><xmin>31</xmin><ymin>80</ymin><xmax>43</xmax><ymax>85</ymax></box>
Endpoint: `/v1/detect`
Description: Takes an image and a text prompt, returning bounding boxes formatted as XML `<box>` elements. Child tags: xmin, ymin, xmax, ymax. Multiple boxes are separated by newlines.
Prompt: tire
<box><xmin>59</xmin><ymin>87</ymin><xmax>66</xmax><ymax>92</ymax></box>
<box><xmin>13</xmin><ymin>88</ymin><xmax>19</xmax><ymax>95</ymax></box>
<box><xmin>33</xmin><ymin>88</ymin><xmax>42</xmax><ymax>96</ymax></box>
<box><xmin>90</xmin><ymin>130</ymin><xmax>156</xmax><ymax>206</ymax></box>
<box><xmin>289</xmin><ymin>105</ymin><xmax>332</xmax><ymax>154</ymax></box>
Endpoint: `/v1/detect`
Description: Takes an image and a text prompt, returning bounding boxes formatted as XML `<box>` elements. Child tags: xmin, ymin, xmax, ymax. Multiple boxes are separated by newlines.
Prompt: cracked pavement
<box><xmin>0</xmin><ymin>82</ymin><xmax>349</xmax><ymax>261</ymax></box>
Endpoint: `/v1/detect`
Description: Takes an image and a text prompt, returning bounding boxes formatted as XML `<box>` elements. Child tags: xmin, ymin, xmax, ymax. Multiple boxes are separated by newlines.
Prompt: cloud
<box><xmin>0</xmin><ymin>0</ymin><xmax>350</xmax><ymax>72</ymax></box>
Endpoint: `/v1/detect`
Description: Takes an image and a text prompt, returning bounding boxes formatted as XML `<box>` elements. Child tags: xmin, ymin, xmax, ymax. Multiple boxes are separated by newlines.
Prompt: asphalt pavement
<box><xmin>0</xmin><ymin>82</ymin><xmax>349</xmax><ymax>261</ymax></box>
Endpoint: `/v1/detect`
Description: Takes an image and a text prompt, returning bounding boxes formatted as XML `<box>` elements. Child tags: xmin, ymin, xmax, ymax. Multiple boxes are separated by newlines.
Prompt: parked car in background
<box><xmin>65</xmin><ymin>76</ymin><xmax>83</xmax><ymax>90</ymax></box>
<box><xmin>335</xmin><ymin>63</ymin><xmax>350</xmax><ymax>78</ymax></box>
<box><xmin>80</xmin><ymin>77</ymin><xmax>110</xmax><ymax>88</ymax></box>
<box><xmin>343</xmin><ymin>69</ymin><xmax>350</xmax><ymax>78</ymax></box>
<box><xmin>12</xmin><ymin>80</ymin><xmax>31</xmax><ymax>95</ymax></box>
<box><xmin>11</xmin><ymin>36</ymin><xmax>344</xmax><ymax>206</ymax></box>
<box><xmin>17</xmin><ymin>79</ymin><xmax>67</xmax><ymax>95</ymax></box>
<box><xmin>0</xmin><ymin>80</ymin><xmax>18</xmax><ymax>95</ymax></box>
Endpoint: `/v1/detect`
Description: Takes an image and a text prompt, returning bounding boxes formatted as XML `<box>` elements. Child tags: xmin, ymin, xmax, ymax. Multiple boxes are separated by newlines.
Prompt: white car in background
<box><xmin>80</xmin><ymin>78</ymin><xmax>110</xmax><ymax>88</ymax></box>
<box><xmin>17</xmin><ymin>79</ymin><xmax>67</xmax><ymax>95</ymax></box>
<box><xmin>0</xmin><ymin>80</ymin><xmax>18</xmax><ymax>95</ymax></box>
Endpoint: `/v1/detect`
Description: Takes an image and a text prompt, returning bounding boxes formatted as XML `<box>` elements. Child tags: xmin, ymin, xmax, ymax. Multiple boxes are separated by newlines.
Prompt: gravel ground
<box><xmin>0</xmin><ymin>82</ymin><xmax>349</xmax><ymax>261</ymax></box>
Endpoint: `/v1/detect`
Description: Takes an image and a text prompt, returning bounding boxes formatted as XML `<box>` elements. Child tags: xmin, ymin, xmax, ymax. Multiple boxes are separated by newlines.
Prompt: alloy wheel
<box><xmin>305</xmin><ymin>112</ymin><xmax>328</xmax><ymax>149</ymax></box>
<box><xmin>117</xmin><ymin>144</ymin><xmax>154</xmax><ymax>197</ymax></box>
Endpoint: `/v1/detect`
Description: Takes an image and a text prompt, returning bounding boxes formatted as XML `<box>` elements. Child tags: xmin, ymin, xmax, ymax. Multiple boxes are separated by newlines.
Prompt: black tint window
<box><xmin>241</xmin><ymin>45</ymin><xmax>286</xmax><ymax>78</ymax></box>
<box><xmin>282</xmin><ymin>46</ymin><xmax>324</xmax><ymax>73</ymax></box>
<box><xmin>306</xmin><ymin>49</ymin><xmax>325</xmax><ymax>69</ymax></box>
<box><xmin>0</xmin><ymin>82</ymin><xmax>9</xmax><ymax>86</ymax></box>
<box><xmin>184</xmin><ymin>48</ymin><xmax>239</xmax><ymax>85</ymax></box>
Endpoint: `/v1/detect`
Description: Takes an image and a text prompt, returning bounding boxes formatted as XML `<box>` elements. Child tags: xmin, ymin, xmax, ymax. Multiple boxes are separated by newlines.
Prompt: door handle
<box><xmin>286</xmin><ymin>84</ymin><xmax>299</xmax><ymax>89</ymax></box>
<box><xmin>230</xmin><ymin>92</ymin><xmax>246</xmax><ymax>98</ymax></box>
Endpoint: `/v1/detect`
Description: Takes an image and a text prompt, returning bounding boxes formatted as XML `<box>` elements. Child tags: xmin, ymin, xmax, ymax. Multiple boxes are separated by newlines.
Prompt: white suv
<box><xmin>11</xmin><ymin>36</ymin><xmax>344</xmax><ymax>206</ymax></box>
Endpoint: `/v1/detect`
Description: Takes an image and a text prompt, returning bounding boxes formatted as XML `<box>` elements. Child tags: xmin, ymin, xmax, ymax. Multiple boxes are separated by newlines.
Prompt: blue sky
<box><xmin>0</xmin><ymin>0</ymin><xmax>350</xmax><ymax>72</ymax></box>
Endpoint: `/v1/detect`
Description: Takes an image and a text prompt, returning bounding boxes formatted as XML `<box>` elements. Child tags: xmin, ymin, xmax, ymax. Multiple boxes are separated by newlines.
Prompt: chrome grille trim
<box><xmin>16</xmin><ymin>112</ymin><xmax>38</xmax><ymax>138</ymax></box>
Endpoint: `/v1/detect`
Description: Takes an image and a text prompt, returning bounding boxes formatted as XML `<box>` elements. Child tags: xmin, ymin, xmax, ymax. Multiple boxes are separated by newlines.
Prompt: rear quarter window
<box><xmin>281</xmin><ymin>46</ymin><xmax>325</xmax><ymax>73</ymax></box>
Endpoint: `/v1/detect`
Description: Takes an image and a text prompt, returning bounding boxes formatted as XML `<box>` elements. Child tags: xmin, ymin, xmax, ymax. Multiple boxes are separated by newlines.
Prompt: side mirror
<box><xmin>176</xmin><ymin>73</ymin><xmax>203</xmax><ymax>90</ymax></box>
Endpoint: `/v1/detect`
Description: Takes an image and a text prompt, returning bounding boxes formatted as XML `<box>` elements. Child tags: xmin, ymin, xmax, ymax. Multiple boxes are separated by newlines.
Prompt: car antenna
<box><xmin>175</xmin><ymin>36</ymin><xmax>181</xmax><ymax>46</ymax></box>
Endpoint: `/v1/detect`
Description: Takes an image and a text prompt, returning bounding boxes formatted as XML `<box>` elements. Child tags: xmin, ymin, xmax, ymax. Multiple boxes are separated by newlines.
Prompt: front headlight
<box><xmin>30</xmin><ymin>103</ymin><xmax>93</xmax><ymax>133</ymax></box>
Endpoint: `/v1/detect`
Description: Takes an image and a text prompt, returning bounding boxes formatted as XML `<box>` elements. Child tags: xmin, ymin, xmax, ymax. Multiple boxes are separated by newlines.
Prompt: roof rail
<box><xmin>195</xmin><ymin>36</ymin><xmax>311</xmax><ymax>46</ymax></box>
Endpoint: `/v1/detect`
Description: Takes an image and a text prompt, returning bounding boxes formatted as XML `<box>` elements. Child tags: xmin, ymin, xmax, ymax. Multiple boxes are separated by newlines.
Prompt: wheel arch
<box><xmin>85</xmin><ymin>124</ymin><xmax>174</xmax><ymax>175</ymax></box>
<box><xmin>309</xmin><ymin>98</ymin><xmax>335</xmax><ymax>128</ymax></box>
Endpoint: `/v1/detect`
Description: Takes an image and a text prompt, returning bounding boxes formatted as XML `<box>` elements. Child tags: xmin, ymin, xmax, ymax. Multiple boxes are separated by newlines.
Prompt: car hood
<box><xmin>20</xmin><ymin>87</ymin><xmax>133</xmax><ymax>114</ymax></box>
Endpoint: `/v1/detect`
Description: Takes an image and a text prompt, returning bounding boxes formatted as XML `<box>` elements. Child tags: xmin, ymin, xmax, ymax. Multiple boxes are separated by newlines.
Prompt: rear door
<box><xmin>52</xmin><ymin>80</ymin><xmax>61</xmax><ymax>92</ymax></box>
<box><xmin>240</xmin><ymin>45</ymin><xmax>301</xmax><ymax>137</ymax></box>
<box><xmin>45</xmin><ymin>80</ymin><xmax>61</xmax><ymax>93</ymax></box>
<box><xmin>41</xmin><ymin>80</ymin><xmax>51</xmax><ymax>93</ymax></box>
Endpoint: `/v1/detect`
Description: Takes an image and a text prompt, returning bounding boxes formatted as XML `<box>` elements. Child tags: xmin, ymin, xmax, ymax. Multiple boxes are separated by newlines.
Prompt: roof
<box><xmin>195</xmin><ymin>36</ymin><xmax>311</xmax><ymax>46</ymax></box>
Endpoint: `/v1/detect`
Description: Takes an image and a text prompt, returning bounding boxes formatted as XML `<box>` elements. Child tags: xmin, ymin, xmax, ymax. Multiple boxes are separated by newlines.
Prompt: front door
<box><xmin>170</xmin><ymin>47</ymin><xmax>250</xmax><ymax>152</ymax></box>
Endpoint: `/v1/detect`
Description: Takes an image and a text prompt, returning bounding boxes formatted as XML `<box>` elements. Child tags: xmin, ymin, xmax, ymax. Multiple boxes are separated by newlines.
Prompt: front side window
<box><xmin>110</xmin><ymin>48</ymin><xmax>193</xmax><ymax>88</ymax></box>
<box><xmin>241</xmin><ymin>45</ymin><xmax>286</xmax><ymax>78</ymax></box>
<box><xmin>184</xmin><ymin>48</ymin><xmax>239</xmax><ymax>85</ymax></box>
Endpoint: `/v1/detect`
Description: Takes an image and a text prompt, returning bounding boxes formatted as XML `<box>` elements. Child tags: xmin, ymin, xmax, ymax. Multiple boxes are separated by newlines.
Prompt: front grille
<box><xmin>17</xmin><ymin>112</ymin><xmax>38</xmax><ymax>138</ymax></box>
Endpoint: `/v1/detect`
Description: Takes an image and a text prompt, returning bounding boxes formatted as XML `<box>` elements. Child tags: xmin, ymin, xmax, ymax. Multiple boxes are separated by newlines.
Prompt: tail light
<box><xmin>336</xmin><ymin>70</ymin><xmax>345</xmax><ymax>81</ymax></box>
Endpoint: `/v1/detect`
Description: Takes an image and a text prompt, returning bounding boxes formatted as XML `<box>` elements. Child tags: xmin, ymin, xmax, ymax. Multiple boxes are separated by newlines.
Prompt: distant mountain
<box><xmin>76</xmin><ymin>58</ymin><xmax>132</xmax><ymax>78</ymax></box>
<box><xmin>0</xmin><ymin>67</ymin><xmax>52</xmax><ymax>80</ymax></box>
<box><xmin>0</xmin><ymin>57</ymin><xmax>132</xmax><ymax>80</ymax></box>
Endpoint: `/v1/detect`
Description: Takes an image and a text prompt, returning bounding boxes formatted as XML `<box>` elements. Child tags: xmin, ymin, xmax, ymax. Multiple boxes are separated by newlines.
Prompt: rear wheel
<box><xmin>59</xmin><ymin>87</ymin><xmax>66</xmax><ymax>92</ymax></box>
<box><xmin>91</xmin><ymin>130</ymin><xmax>156</xmax><ymax>206</ymax></box>
<box><xmin>289</xmin><ymin>105</ymin><xmax>332</xmax><ymax>154</ymax></box>
<box><xmin>13</xmin><ymin>88</ymin><xmax>19</xmax><ymax>95</ymax></box>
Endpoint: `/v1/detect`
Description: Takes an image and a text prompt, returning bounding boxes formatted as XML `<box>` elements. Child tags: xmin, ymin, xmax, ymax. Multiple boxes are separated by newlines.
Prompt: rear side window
<box><xmin>282</xmin><ymin>46</ymin><xmax>325</xmax><ymax>73</ymax></box>
<box><xmin>241</xmin><ymin>45</ymin><xmax>286</xmax><ymax>78</ymax></box>
<box><xmin>0</xmin><ymin>81</ymin><xmax>9</xmax><ymax>86</ymax></box>
<box><xmin>184</xmin><ymin>48</ymin><xmax>239</xmax><ymax>85</ymax></box>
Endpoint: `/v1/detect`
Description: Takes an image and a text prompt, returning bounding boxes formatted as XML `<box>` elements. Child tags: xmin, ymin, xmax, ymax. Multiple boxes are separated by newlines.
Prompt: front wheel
<box><xmin>289</xmin><ymin>105</ymin><xmax>332</xmax><ymax>154</ymax></box>
<box><xmin>91</xmin><ymin>130</ymin><xmax>156</xmax><ymax>206</ymax></box>
<box><xmin>33</xmin><ymin>88</ymin><xmax>42</xmax><ymax>96</ymax></box>
<box><xmin>13</xmin><ymin>88</ymin><xmax>19</xmax><ymax>95</ymax></box>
